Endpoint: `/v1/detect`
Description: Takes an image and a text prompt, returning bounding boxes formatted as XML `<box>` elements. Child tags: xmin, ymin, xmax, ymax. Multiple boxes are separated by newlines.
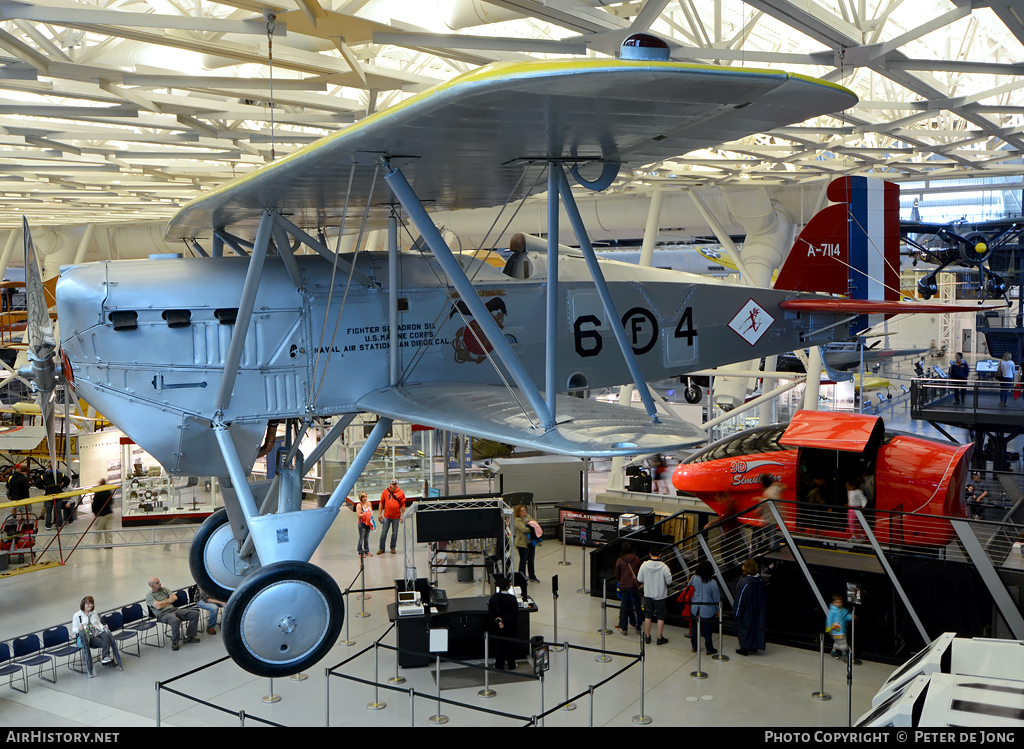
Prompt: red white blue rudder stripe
<box><xmin>774</xmin><ymin>176</ymin><xmax>901</xmax><ymax>334</ymax></box>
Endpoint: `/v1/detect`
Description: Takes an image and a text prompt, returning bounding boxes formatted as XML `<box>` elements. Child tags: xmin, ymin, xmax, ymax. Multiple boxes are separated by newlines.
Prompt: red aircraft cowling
<box><xmin>671</xmin><ymin>411</ymin><xmax>972</xmax><ymax>548</ymax></box>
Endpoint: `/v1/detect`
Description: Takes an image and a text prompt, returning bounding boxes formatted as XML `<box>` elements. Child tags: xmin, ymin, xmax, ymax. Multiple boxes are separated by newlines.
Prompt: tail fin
<box><xmin>774</xmin><ymin>177</ymin><xmax>901</xmax><ymax>331</ymax></box>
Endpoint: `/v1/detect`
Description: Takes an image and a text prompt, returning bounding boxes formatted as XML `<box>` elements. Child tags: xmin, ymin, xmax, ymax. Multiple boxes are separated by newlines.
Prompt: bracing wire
<box><xmin>395</xmin><ymin>164</ymin><xmax>545</xmax><ymax>384</ymax></box>
<box><xmin>312</xmin><ymin>163</ymin><xmax>380</xmax><ymax>408</ymax></box>
<box><xmin>309</xmin><ymin>161</ymin><xmax>357</xmax><ymax>411</ymax></box>
<box><xmin>393</xmin><ymin>213</ymin><xmax>537</xmax><ymax>429</ymax></box>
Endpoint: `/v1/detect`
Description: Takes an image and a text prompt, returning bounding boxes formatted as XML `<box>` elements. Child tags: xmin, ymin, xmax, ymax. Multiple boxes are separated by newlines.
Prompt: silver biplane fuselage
<box><xmin>56</xmin><ymin>249</ymin><xmax>834</xmax><ymax>478</ymax></box>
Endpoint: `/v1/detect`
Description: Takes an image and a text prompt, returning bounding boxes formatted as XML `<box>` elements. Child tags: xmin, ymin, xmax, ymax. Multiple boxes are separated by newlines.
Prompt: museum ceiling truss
<box><xmin>0</xmin><ymin>0</ymin><xmax>1023</xmax><ymax>227</ymax></box>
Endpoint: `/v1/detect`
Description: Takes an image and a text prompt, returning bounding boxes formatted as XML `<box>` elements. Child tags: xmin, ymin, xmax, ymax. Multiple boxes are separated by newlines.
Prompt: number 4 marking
<box><xmin>675</xmin><ymin>307</ymin><xmax>697</xmax><ymax>345</ymax></box>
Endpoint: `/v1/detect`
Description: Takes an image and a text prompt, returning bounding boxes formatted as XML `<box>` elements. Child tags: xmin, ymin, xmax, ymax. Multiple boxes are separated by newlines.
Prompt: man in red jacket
<box><xmin>377</xmin><ymin>479</ymin><xmax>406</xmax><ymax>555</ymax></box>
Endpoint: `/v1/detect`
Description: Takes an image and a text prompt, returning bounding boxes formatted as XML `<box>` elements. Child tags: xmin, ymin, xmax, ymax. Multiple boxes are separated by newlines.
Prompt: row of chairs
<box><xmin>1</xmin><ymin>586</ymin><xmax>208</xmax><ymax>693</ymax></box>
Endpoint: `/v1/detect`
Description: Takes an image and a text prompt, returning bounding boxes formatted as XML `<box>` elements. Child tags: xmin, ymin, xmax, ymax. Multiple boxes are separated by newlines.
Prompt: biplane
<box><xmin>18</xmin><ymin>36</ymin><xmax>996</xmax><ymax>676</ymax></box>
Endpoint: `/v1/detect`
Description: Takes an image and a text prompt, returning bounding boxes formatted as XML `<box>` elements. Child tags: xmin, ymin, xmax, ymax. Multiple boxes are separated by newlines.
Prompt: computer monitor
<box><xmin>512</xmin><ymin>571</ymin><xmax>528</xmax><ymax>600</ymax></box>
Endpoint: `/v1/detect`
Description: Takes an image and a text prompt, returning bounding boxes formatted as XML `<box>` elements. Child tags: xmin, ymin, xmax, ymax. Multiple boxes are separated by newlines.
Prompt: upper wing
<box><xmin>356</xmin><ymin>383</ymin><xmax>707</xmax><ymax>458</ymax></box>
<box><xmin>166</xmin><ymin>59</ymin><xmax>855</xmax><ymax>240</ymax></box>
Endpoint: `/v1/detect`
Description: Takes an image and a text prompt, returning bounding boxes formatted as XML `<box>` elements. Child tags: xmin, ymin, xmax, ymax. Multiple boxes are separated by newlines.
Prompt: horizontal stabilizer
<box><xmin>356</xmin><ymin>384</ymin><xmax>708</xmax><ymax>458</ymax></box>
<box><xmin>781</xmin><ymin>298</ymin><xmax>1007</xmax><ymax>315</ymax></box>
<box><xmin>0</xmin><ymin>424</ymin><xmax>47</xmax><ymax>451</ymax></box>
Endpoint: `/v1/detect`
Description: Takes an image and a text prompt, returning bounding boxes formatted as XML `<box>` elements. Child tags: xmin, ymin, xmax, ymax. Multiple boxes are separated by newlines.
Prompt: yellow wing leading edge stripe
<box><xmin>168</xmin><ymin>58</ymin><xmax>856</xmax><ymax>238</ymax></box>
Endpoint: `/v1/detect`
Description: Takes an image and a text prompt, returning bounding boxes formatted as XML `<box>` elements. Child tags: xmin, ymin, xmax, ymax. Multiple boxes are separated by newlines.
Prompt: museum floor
<box><xmin>0</xmin><ymin>357</ymin><xmax>1015</xmax><ymax>728</ymax></box>
<box><xmin>0</xmin><ymin>489</ymin><xmax>898</xmax><ymax>729</ymax></box>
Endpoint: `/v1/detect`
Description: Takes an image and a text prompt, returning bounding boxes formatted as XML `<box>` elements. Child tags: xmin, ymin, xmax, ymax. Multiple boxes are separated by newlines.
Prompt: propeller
<box><xmin>18</xmin><ymin>216</ymin><xmax>60</xmax><ymax>473</ymax></box>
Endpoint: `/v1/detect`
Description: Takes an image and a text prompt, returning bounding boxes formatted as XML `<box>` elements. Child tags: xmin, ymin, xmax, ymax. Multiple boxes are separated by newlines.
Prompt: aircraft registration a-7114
<box><xmin>23</xmin><ymin>35</ymin><xmax>993</xmax><ymax>676</ymax></box>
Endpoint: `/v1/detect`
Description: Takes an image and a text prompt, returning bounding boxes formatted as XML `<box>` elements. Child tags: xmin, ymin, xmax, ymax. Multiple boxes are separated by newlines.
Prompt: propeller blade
<box><xmin>23</xmin><ymin>217</ymin><xmax>56</xmax><ymax>367</ymax></box>
<box><xmin>42</xmin><ymin>389</ymin><xmax>58</xmax><ymax>474</ymax></box>
<box><xmin>21</xmin><ymin>217</ymin><xmax>60</xmax><ymax>471</ymax></box>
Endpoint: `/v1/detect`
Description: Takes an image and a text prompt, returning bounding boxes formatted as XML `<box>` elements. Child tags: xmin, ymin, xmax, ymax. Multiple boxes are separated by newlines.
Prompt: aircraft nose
<box><xmin>55</xmin><ymin>262</ymin><xmax>108</xmax><ymax>342</ymax></box>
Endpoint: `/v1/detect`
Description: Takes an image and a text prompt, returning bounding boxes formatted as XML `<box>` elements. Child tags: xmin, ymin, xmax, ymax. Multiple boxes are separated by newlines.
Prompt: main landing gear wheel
<box><xmin>189</xmin><ymin>509</ymin><xmax>261</xmax><ymax>601</ymax></box>
<box><xmin>684</xmin><ymin>384</ymin><xmax>703</xmax><ymax>404</ymax></box>
<box><xmin>222</xmin><ymin>561</ymin><xmax>344</xmax><ymax>678</ymax></box>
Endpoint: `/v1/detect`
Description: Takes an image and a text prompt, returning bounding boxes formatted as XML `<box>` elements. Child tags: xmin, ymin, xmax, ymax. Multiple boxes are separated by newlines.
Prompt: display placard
<box><xmin>560</xmin><ymin>509</ymin><xmax>618</xmax><ymax>547</ymax></box>
<box><xmin>533</xmin><ymin>643</ymin><xmax>550</xmax><ymax>676</ymax></box>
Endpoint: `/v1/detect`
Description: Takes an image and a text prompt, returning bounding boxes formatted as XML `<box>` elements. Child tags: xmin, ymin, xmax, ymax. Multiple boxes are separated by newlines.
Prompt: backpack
<box><xmin>676</xmin><ymin>584</ymin><xmax>695</xmax><ymax>622</ymax></box>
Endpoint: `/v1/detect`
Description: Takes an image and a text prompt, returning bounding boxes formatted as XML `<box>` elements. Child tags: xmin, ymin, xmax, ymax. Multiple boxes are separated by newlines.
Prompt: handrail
<box><xmin>620</xmin><ymin>496</ymin><xmax>1024</xmax><ymax>590</ymax></box>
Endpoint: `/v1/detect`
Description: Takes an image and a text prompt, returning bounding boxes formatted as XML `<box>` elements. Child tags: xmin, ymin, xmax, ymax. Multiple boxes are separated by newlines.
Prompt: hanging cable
<box><xmin>266</xmin><ymin>13</ymin><xmax>277</xmax><ymax>161</ymax></box>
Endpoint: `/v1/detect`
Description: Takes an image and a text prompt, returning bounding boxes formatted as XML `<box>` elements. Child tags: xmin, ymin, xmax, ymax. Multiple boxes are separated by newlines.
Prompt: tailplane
<box><xmin>774</xmin><ymin>177</ymin><xmax>902</xmax><ymax>328</ymax></box>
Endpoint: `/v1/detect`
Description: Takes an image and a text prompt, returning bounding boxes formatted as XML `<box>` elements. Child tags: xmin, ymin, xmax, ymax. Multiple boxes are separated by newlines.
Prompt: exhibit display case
<box><xmin>79</xmin><ymin>431</ymin><xmax>218</xmax><ymax>526</ymax></box>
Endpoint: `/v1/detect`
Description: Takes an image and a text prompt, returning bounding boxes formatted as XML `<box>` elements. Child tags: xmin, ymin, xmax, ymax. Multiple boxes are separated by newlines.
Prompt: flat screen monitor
<box><xmin>417</xmin><ymin>506</ymin><xmax>503</xmax><ymax>542</ymax></box>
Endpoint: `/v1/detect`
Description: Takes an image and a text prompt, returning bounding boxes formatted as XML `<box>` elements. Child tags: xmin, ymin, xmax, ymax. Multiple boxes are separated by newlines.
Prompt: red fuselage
<box><xmin>672</xmin><ymin>412</ymin><xmax>971</xmax><ymax>547</ymax></box>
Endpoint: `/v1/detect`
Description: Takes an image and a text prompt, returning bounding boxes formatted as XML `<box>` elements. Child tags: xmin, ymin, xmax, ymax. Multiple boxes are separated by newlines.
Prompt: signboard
<box><xmin>533</xmin><ymin>642</ymin><xmax>550</xmax><ymax>677</ymax></box>
<box><xmin>560</xmin><ymin>508</ymin><xmax>618</xmax><ymax>547</ymax></box>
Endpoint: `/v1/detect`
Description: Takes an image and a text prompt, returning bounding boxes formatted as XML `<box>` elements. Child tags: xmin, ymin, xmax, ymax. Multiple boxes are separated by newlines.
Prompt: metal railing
<box><xmin>625</xmin><ymin>498</ymin><xmax>1024</xmax><ymax>604</ymax></box>
<box><xmin>911</xmin><ymin>377</ymin><xmax>1024</xmax><ymax>415</ymax></box>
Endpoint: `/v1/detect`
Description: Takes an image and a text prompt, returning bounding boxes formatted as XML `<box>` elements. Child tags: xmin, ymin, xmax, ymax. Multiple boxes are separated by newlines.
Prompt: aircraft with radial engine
<box><xmin>17</xmin><ymin>34</ymin><xmax>1004</xmax><ymax>677</ymax></box>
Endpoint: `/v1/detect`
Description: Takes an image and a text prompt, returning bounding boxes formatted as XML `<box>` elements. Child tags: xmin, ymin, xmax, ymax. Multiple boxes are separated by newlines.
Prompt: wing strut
<box><xmin>383</xmin><ymin>162</ymin><xmax>556</xmax><ymax>430</ymax></box>
<box><xmin>556</xmin><ymin>166</ymin><xmax>660</xmax><ymax>424</ymax></box>
<box><xmin>545</xmin><ymin>163</ymin><xmax>559</xmax><ymax>427</ymax></box>
<box><xmin>215</xmin><ymin>209</ymin><xmax>275</xmax><ymax>413</ymax></box>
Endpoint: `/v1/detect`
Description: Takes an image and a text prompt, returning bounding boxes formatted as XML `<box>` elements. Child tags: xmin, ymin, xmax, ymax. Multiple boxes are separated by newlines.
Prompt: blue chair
<box><xmin>0</xmin><ymin>643</ymin><xmax>27</xmax><ymax>693</ymax></box>
<box><xmin>122</xmin><ymin>603</ymin><xmax>162</xmax><ymax>648</ymax></box>
<box><xmin>12</xmin><ymin>634</ymin><xmax>55</xmax><ymax>684</ymax></box>
<box><xmin>101</xmin><ymin>611</ymin><xmax>137</xmax><ymax>660</ymax></box>
<box><xmin>42</xmin><ymin>626</ymin><xmax>80</xmax><ymax>672</ymax></box>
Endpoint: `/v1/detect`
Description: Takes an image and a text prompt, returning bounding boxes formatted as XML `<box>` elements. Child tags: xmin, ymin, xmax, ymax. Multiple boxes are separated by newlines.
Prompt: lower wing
<box><xmin>356</xmin><ymin>383</ymin><xmax>707</xmax><ymax>458</ymax></box>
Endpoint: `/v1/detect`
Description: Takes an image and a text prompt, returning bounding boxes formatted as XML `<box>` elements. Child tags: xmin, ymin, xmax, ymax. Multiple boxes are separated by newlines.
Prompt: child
<box><xmin>845</xmin><ymin>478</ymin><xmax>868</xmax><ymax>542</ymax></box>
<box><xmin>826</xmin><ymin>594</ymin><xmax>852</xmax><ymax>660</ymax></box>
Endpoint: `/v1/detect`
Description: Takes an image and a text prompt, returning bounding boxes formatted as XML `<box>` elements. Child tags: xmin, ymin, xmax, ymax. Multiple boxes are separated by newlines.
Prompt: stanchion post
<box><xmin>589</xmin><ymin>684</ymin><xmax>595</xmax><ymax>727</ymax></box>
<box><xmin>155</xmin><ymin>681</ymin><xmax>161</xmax><ymax>727</ymax></box>
<box><xmin>410</xmin><ymin>687</ymin><xmax>415</xmax><ymax>726</ymax></box>
<box><xmin>847</xmin><ymin>632</ymin><xmax>854</xmax><ymax>728</ymax></box>
<box><xmin>561</xmin><ymin>642</ymin><xmax>576</xmax><ymax>711</ymax></box>
<box><xmin>367</xmin><ymin>641</ymin><xmax>386</xmax><ymax>710</ymax></box>
<box><xmin>325</xmin><ymin>668</ymin><xmax>331</xmax><ymax>727</ymax></box>
<box><xmin>358</xmin><ymin>554</ymin><xmax>370</xmax><ymax>601</ymax></box>
<box><xmin>342</xmin><ymin>589</ymin><xmax>355</xmax><ymax>645</ymax></box>
<box><xmin>356</xmin><ymin>569</ymin><xmax>371</xmax><ymax>618</ymax></box>
<box><xmin>690</xmin><ymin>615</ymin><xmax>708</xmax><ymax>679</ymax></box>
<box><xmin>632</xmin><ymin>637</ymin><xmax>652</xmax><ymax>725</ymax></box>
<box><xmin>538</xmin><ymin>670</ymin><xmax>545</xmax><ymax>727</ymax></box>
<box><xmin>479</xmin><ymin>632</ymin><xmax>496</xmax><ymax>698</ymax></box>
<box><xmin>388</xmin><ymin>630</ymin><xmax>406</xmax><ymax>685</ymax></box>
<box><xmin>428</xmin><ymin>654</ymin><xmax>449</xmax><ymax>724</ymax></box>
<box><xmin>262</xmin><ymin>677</ymin><xmax>281</xmax><ymax>703</ymax></box>
<box><xmin>551</xmin><ymin>575</ymin><xmax>563</xmax><ymax>651</ymax></box>
<box><xmin>712</xmin><ymin>602</ymin><xmax>729</xmax><ymax>662</ymax></box>
<box><xmin>559</xmin><ymin>529</ymin><xmax>571</xmax><ymax>566</ymax></box>
<box><xmin>597</xmin><ymin>581</ymin><xmax>612</xmax><ymax>634</ymax></box>
<box><xmin>812</xmin><ymin>633</ymin><xmax>831</xmax><ymax>701</ymax></box>
<box><xmin>596</xmin><ymin>585</ymin><xmax>612</xmax><ymax>662</ymax></box>
<box><xmin>577</xmin><ymin>545</ymin><xmax>589</xmax><ymax>594</ymax></box>
<box><xmin>238</xmin><ymin>709</ymin><xmax>245</xmax><ymax>727</ymax></box>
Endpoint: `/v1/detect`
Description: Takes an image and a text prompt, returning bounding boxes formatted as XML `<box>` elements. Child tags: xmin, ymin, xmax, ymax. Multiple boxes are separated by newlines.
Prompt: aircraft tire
<box><xmin>189</xmin><ymin>509</ymin><xmax>260</xmax><ymax>600</ymax></box>
<box><xmin>684</xmin><ymin>384</ymin><xmax>703</xmax><ymax>404</ymax></box>
<box><xmin>222</xmin><ymin>560</ymin><xmax>343</xmax><ymax>678</ymax></box>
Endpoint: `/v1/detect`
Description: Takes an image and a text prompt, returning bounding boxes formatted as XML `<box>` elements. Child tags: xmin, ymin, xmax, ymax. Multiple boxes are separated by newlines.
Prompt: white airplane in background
<box><xmin>18</xmin><ymin>34</ymin><xmax>998</xmax><ymax>677</ymax></box>
<box><xmin>595</xmin><ymin>247</ymin><xmax>733</xmax><ymax>276</ymax></box>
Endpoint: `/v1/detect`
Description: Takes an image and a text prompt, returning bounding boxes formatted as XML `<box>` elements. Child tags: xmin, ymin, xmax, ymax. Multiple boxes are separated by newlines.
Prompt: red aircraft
<box><xmin>671</xmin><ymin>411</ymin><xmax>972</xmax><ymax>548</ymax></box>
